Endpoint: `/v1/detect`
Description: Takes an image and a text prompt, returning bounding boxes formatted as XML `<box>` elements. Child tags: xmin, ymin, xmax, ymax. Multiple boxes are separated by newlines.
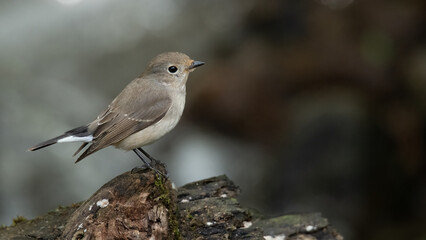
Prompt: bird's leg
<box><xmin>133</xmin><ymin>148</ymin><xmax>166</xmax><ymax>177</ymax></box>
<box><xmin>133</xmin><ymin>149</ymin><xmax>153</xmax><ymax>168</ymax></box>
<box><xmin>137</xmin><ymin>147</ymin><xmax>159</xmax><ymax>164</ymax></box>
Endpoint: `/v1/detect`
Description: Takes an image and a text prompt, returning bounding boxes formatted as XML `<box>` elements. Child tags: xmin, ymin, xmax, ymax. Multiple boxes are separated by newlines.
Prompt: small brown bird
<box><xmin>28</xmin><ymin>52</ymin><xmax>204</xmax><ymax>170</ymax></box>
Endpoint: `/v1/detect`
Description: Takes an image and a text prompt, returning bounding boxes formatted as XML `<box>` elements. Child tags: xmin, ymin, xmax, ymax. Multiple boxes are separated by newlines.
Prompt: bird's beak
<box><xmin>188</xmin><ymin>60</ymin><xmax>205</xmax><ymax>70</ymax></box>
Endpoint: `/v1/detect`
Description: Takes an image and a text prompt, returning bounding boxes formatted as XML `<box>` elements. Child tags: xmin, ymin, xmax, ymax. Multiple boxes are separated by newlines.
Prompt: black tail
<box><xmin>28</xmin><ymin>125</ymin><xmax>89</xmax><ymax>151</ymax></box>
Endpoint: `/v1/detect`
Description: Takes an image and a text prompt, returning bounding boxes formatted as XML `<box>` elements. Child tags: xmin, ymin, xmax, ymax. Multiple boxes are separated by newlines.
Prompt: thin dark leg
<box><xmin>133</xmin><ymin>149</ymin><xmax>154</xmax><ymax>168</ymax></box>
<box><xmin>133</xmin><ymin>148</ymin><xmax>166</xmax><ymax>177</ymax></box>
<box><xmin>137</xmin><ymin>147</ymin><xmax>158</xmax><ymax>163</ymax></box>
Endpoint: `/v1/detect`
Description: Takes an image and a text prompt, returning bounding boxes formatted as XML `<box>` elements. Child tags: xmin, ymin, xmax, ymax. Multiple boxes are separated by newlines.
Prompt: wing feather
<box><xmin>75</xmin><ymin>78</ymin><xmax>171</xmax><ymax>162</ymax></box>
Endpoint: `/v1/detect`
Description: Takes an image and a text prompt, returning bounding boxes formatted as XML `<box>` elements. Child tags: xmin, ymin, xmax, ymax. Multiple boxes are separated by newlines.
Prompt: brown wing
<box><xmin>75</xmin><ymin>78</ymin><xmax>171</xmax><ymax>162</ymax></box>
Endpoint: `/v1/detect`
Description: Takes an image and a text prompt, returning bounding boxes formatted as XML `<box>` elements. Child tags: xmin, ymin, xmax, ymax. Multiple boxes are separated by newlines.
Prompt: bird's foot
<box><xmin>132</xmin><ymin>148</ymin><xmax>168</xmax><ymax>178</ymax></box>
<box><xmin>131</xmin><ymin>160</ymin><xmax>168</xmax><ymax>178</ymax></box>
<box><xmin>131</xmin><ymin>165</ymin><xmax>149</xmax><ymax>174</ymax></box>
<box><xmin>149</xmin><ymin>160</ymin><xmax>168</xmax><ymax>178</ymax></box>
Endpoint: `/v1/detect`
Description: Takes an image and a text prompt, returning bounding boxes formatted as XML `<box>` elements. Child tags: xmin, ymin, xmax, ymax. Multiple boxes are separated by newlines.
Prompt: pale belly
<box><xmin>113</xmin><ymin>92</ymin><xmax>185</xmax><ymax>150</ymax></box>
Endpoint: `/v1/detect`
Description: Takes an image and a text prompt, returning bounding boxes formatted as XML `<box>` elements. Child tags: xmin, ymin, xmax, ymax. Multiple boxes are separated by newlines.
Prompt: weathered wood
<box><xmin>0</xmin><ymin>204</ymin><xmax>79</xmax><ymax>240</ymax></box>
<box><xmin>177</xmin><ymin>175</ymin><xmax>262</xmax><ymax>239</ymax></box>
<box><xmin>176</xmin><ymin>176</ymin><xmax>342</xmax><ymax>240</ymax></box>
<box><xmin>60</xmin><ymin>164</ymin><xmax>176</xmax><ymax>239</ymax></box>
<box><xmin>0</xmin><ymin>166</ymin><xmax>343</xmax><ymax>240</ymax></box>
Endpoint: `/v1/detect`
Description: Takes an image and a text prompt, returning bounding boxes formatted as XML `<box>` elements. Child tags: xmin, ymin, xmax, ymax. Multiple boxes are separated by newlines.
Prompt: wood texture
<box><xmin>0</xmin><ymin>166</ymin><xmax>343</xmax><ymax>240</ymax></box>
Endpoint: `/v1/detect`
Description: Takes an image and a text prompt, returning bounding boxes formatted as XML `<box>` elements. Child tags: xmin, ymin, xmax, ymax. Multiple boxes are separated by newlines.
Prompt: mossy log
<box><xmin>0</xmin><ymin>165</ymin><xmax>343</xmax><ymax>239</ymax></box>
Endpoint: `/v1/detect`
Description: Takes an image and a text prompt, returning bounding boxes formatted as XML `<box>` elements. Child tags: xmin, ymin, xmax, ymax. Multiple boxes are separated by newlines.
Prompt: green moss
<box><xmin>169</xmin><ymin>216</ymin><xmax>182</xmax><ymax>240</ymax></box>
<box><xmin>153</xmin><ymin>175</ymin><xmax>182</xmax><ymax>240</ymax></box>
<box><xmin>186</xmin><ymin>210</ymin><xmax>194</xmax><ymax>220</ymax></box>
<box><xmin>154</xmin><ymin>174</ymin><xmax>166</xmax><ymax>192</ymax></box>
<box><xmin>11</xmin><ymin>216</ymin><xmax>28</xmax><ymax>226</ymax></box>
<box><xmin>268</xmin><ymin>214</ymin><xmax>304</xmax><ymax>225</ymax></box>
<box><xmin>47</xmin><ymin>202</ymin><xmax>82</xmax><ymax>215</ymax></box>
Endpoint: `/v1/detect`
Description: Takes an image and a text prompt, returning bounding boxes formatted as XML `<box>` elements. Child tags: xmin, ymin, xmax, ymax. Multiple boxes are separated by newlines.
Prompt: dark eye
<box><xmin>168</xmin><ymin>66</ymin><xmax>178</xmax><ymax>73</ymax></box>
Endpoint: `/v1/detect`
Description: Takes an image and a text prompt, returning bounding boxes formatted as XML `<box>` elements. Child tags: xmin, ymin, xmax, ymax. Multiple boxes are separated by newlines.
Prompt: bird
<box><xmin>28</xmin><ymin>52</ymin><xmax>204</xmax><ymax>173</ymax></box>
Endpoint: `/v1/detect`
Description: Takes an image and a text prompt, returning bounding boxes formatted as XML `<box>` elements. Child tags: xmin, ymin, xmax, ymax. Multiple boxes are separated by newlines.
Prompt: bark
<box><xmin>0</xmin><ymin>165</ymin><xmax>343</xmax><ymax>240</ymax></box>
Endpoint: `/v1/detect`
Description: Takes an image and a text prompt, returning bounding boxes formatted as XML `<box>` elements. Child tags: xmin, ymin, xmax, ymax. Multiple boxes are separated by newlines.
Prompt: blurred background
<box><xmin>0</xmin><ymin>0</ymin><xmax>425</xmax><ymax>239</ymax></box>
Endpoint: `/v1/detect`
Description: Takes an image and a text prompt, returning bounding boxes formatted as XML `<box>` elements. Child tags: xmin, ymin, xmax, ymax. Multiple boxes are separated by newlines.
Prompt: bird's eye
<box><xmin>168</xmin><ymin>66</ymin><xmax>178</xmax><ymax>74</ymax></box>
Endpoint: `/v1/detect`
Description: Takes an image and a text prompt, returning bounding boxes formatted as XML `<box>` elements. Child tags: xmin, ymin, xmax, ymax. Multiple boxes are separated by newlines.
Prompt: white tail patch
<box><xmin>57</xmin><ymin>135</ymin><xmax>93</xmax><ymax>143</ymax></box>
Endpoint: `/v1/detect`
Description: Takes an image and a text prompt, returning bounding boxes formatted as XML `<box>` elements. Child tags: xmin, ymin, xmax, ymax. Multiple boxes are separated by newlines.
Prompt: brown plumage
<box><xmin>29</xmin><ymin>52</ymin><xmax>204</xmax><ymax>164</ymax></box>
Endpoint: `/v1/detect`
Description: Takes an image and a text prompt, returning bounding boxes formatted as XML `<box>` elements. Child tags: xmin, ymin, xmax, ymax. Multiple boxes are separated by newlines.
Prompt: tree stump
<box><xmin>0</xmin><ymin>165</ymin><xmax>343</xmax><ymax>239</ymax></box>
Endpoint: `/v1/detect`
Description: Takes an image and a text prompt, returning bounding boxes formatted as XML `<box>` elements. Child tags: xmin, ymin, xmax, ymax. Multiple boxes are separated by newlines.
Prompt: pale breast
<box><xmin>113</xmin><ymin>88</ymin><xmax>186</xmax><ymax>150</ymax></box>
